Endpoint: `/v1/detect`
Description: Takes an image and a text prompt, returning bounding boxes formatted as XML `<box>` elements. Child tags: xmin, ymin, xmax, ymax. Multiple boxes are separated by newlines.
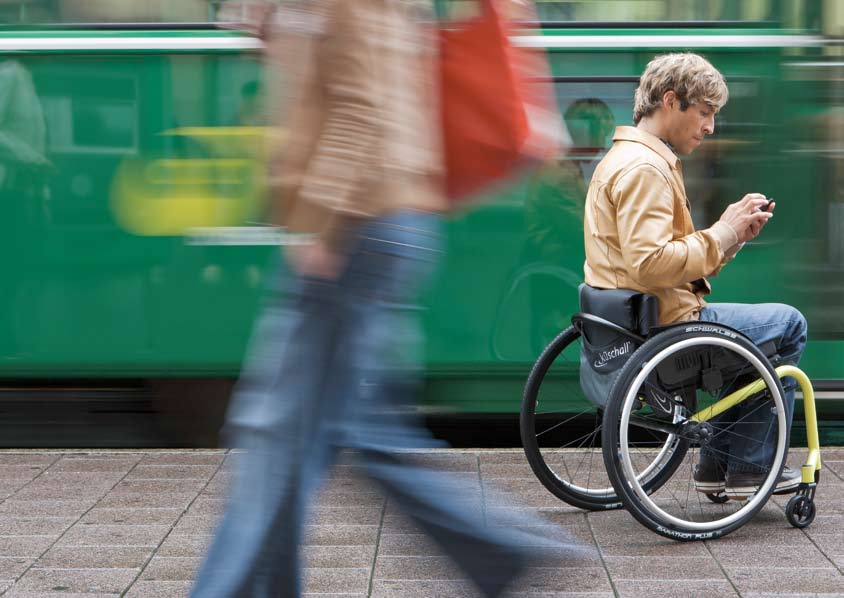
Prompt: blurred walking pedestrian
<box><xmin>190</xmin><ymin>2</ymin><xmax>583</xmax><ymax>597</ymax></box>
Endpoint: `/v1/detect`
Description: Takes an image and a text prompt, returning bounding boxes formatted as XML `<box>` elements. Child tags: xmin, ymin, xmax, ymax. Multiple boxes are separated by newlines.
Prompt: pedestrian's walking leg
<box><xmin>191</xmin><ymin>274</ymin><xmax>344</xmax><ymax>598</ymax></box>
<box><xmin>343</xmin><ymin>212</ymin><xmax>584</xmax><ymax>598</ymax></box>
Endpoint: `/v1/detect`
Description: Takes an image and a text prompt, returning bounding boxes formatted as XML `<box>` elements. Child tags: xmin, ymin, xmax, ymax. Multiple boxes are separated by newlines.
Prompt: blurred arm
<box><xmin>295</xmin><ymin>1</ymin><xmax>381</xmax><ymax>250</ymax></box>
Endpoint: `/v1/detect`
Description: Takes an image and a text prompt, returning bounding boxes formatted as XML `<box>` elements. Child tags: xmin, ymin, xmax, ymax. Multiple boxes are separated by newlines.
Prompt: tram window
<box><xmin>41</xmin><ymin>77</ymin><xmax>138</xmax><ymax>154</ymax></box>
<box><xmin>532</xmin><ymin>1</ymin><xmax>815</xmax><ymax>27</ymax></box>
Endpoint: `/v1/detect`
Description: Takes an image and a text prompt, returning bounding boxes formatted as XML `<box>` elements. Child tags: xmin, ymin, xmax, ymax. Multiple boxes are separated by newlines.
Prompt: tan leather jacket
<box><xmin>583</xmin><ymin>126</ymin><xmax>739</xmax><ymax>324</ymax></box>
<box><xmin>266</xmin><ymin>0</ymin><xmax>446</xmax><ymax>249</ymax></box>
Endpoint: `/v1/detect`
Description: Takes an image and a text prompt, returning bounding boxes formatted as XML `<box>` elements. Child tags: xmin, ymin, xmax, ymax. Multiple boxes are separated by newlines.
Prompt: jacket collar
<box><xmin>612</xmin><ymin>126</ymin><xmax>680</xmax><ymax>170</ymax></box>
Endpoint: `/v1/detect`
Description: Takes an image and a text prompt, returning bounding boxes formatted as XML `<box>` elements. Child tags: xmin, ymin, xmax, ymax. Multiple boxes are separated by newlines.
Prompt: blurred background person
<box><xmin>0</xmin><ymin>59</ymin><xmax>50</xmax><ymax>359</ymax></box>
<box><xmin>190</xmin><ymin>2</ymin><xmax>582</xmax><ymax>597</ymax></box>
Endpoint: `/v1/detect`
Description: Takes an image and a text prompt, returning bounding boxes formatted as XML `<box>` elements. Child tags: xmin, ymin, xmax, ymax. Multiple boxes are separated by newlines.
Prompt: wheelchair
<box><xmin>520</xmin><ymin>285</ymin><xmax>822</xmax><ymax>541</ymax></box>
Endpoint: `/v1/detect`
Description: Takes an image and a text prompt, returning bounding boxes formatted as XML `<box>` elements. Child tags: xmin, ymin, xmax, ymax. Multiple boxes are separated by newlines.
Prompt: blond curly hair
<box><xmin>633</xmin><ymin>53</ymin><xmax>728</xmax><ymax>124</ymax></box>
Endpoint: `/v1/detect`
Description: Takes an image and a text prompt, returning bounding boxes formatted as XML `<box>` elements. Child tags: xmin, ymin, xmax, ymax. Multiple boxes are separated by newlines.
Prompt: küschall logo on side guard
<box><xmin>594</xmin><ymin>341</ymin><xmax>633</xmax><ymax>369</ymax></box>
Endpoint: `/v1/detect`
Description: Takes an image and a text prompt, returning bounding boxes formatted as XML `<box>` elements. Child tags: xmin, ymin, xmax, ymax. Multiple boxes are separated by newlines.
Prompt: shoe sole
<box><xmin>725</xmin><ymin>479</ymin><xmax>801</xmax><ymax>499</ymax></box>
<box><xmin>694</xmin><ymin>481</ymin><xmax>726</xmax><ymax>494</ymax></box>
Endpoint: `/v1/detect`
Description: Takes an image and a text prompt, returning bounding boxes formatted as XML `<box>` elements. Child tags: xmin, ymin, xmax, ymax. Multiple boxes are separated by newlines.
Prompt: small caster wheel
<box><xmin>706</xmin><ymin>491</ymin><xmax>729</xmax><ymax>504</ymax></box>
<box><xmin>786</xmin><ymin>495</ymin><xmax>816</xmax><ymax>528</ymax></box>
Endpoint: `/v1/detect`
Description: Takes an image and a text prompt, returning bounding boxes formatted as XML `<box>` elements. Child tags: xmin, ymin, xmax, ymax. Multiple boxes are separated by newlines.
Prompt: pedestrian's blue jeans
<box><xmin>697</xmin><ymin>302</ymin><xmax>808</xmax><ymax>474</ymax></box>
<box><xmin>189</xmin><ymin>211</ymin><xmax>566</xmax><ymax>598</ymax></box>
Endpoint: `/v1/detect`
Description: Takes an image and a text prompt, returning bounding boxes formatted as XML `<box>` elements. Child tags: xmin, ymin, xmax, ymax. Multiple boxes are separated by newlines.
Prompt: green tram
<box><xmin>0</xmin><ymin>20</ymin><xmax>842</xmax><ymax>443</ymax></box>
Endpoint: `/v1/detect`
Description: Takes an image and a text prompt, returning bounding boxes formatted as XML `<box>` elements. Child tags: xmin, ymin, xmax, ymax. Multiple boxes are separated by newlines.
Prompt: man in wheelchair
<box><xmin>581</xmin><ymin>53</ymin><xmax>808</xmax><ymax>499</ymax></box>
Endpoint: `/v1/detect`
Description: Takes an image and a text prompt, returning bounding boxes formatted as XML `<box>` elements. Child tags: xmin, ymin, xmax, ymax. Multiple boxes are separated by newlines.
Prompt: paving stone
<box><xmin>704</xmin><ymin>522</ymin><xmax>816</xmax><ymax>547</ymax></box>
<box><xmin>483</xmin><ymin>483</ymin><xmax>568</xmax><ymax>509</ymax></box>
<box><xmin>374</xmin><ymin>555</ymin><xmax>464</xmax><ymax>580</ymax></box>
<box><xmin>169</xmin><ymin>515</ymin><xmax>219</xmax><ymax>536</ymax></box>
<box><xmin>184</xmin><ymin>497</ymin><xmax>226</xmax><ymax>517</ymax></box>
<box><xmin>13</xmin><ymin>567</ymin><xmax>138</xmax><ymax>594</ymax></box>
<box><xmin>485</xmin><ymin>507</ymin><xmax>590</xmax><ymax>529</ymax></box>
<box><xmin>378</xmin><ymin>533</ymin><xmax>442</xmax><ymax>557</ymax></box>
<box><xmin>726</xmin><ymin>567</ymin><xmax>844</xmax><ymax>594</ymax></box>
<box><xmin>0</xmin><ymin>454</ymin><xmax>59</xmax><ymax>466</ymax></box>
<box><xmin>110</xmin><ymin>479</ymin><xmax>208</xmax><ymax>495</ymax></box>
<box><xmin>140</xmin><ymin>557</ymin><xmax>201</xmax><ymax>581</ymax></box>
<box><xmin>0</xmin><ymin>485</ymin><xmax>27</xmax><ymax>499</ymax></box>
<box><xmin>708</xmin><ymin>541</ymin><xmax>834</xmax><ymax>568</ymax></box>
<box><xmin>303</xmin><ymin>545</ymin><xmax>376</xmax><ymax>569</ymax></box>
<box><xmin>125</xmin><ymin>465</ymin><xmax>218</xmax><ymax>480</ymax></box>
<box><xmin>796</xmin><ymin>531</ymin><xmax>844</xmax><ymax>554</ymax></box>
<box><xmin>599</xmin><ymin>538</ymin><xmax>710</xmax><ymax>557</ymax></box>
<box><xmin>0</xmin><ymin>536</ymin><xmax>57</xmax><ymax>557</ymax></box>
<box><xmin>156</xmin><ymin>534</ymin><xmax>212</xmax><ymax>558</ymax></box>
<box><xmin>307</xmin><ymin>505</ymin><xmax>384</xmax><ymax>526</ymax></box>
<box><xmin>36</xmin><ymin>545</ymin><xmax>153</xmax><ymax>569</ymax></box>
<box><xmin>7</xmin><ymin>593</ymin><xmax>116</xmax><ymax>598</ymax></box>
<box><xmin>827</xmin><ymin>553</ymin><xmax>844</xmax><ymax>569</ymax></box>
<box><xmin>614</xmin><ymin>579</ymin><xmax>738</xmax><ymax>597</ymax></box>
<box><xmin>49</xmin><ymin>456</ymin><xmax>141</xmax><ymax>472</ymax></box>
<box><xmin>403</xmin><ymin>452</ymin><xmax>480</xmax><ymax>472</ymax></box>
<box><xmin>0</xmin><ymin>500</ymin><xmax>93</xmax><ymax>517</ymax></box>
<box><xmin>0</xmin><ymin>465</ymin><xmax>50</xmax><ymax>480</ymax></box>
<box><xmin>479</xmin><ymin>462</ymin><xmax>536</xmax><ymax>479</ymax></box>
<box><xmin>14</xmin><ymin>483</ymin><xmax>114</xmax><ymax>500</ymax></box>
<box><xmin>303</xmin><ymin>567</ymin><xmax>370</xmax><ymax>593</ymax></box>
<box><xmin>476</xmin><ymin>450</ymin><xmax>535</xmax><ymax>465</ymax></box>
<box><xmin>124</xmin><ymin>580</ymin><xmax>192</xmax><ymax>597</ymax></box>
<box><xmin>81</xmin><ymin>507</ymin><xmax>184</xmax><ymax>526</ymax></box>
<box><xmin>56</xmin><ymin>523</ymin><xmax>171</xmax><ymax>547</ymax></box>
<box><xmin>304</xmin><ymin>524</ymin><xmax>379</xmax><ymax>546</ymax></box>
<box><xmin>510</xmin><ymin>566</ymin><xmax>613</xmax><ymax>593</ymax></box>
<box><xmin>0</xmin><ymin>556</ymin><xmax>32</xmax><ymax>578</ymax></box>
<box><xmin>604</xmin><ymin>555</ymin><xmax>724</xmax><ymax>580</ymax></box>
<box><xmin>0</xmin><ymin>517</ymin><xmax>75</xmax><ymax>536</ymax></box>
<box><xmin>96</xmin><ymin>492</ymin><xmax>197</xmax><ymax>510</ymax></box>
<box><xmin>313</xmin><ymin>490</ymin><xmax>386</xmax><ymax>507</ymax></box>
<box><xmin>370</xmin><ymin>579</ymin><xmax>478</xmax><ymax>597</ymax></box>
<box><xmin>139</xmin><ymin>452</ymin><xmax>225</xmax><ymax>466</ymax></box>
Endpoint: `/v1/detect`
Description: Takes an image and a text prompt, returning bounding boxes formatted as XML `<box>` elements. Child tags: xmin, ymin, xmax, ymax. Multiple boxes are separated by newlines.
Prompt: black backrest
<box><xmin>578</xmin><ymin>284</ymin><xmax>660</xmax><ymax>346</ymax></box>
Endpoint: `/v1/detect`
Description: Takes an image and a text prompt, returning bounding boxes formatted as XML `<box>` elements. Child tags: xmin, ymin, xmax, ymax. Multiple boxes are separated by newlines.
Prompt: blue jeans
<box><xmin>190</xmin><ymin>211</ymin><xmax>567</xmax><ymax>598</ymax></box>
<box><xmin>698</xmin><ymin>303</ymin><xmax>808</xmax><ymax>474</ymax></box>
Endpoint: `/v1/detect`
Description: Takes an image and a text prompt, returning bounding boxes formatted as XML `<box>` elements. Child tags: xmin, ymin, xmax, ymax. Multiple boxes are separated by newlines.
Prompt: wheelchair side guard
<box><xmin>690</xmin><ymin>364</ymin><xmax>822</xmax><ymax>485</ymax></box>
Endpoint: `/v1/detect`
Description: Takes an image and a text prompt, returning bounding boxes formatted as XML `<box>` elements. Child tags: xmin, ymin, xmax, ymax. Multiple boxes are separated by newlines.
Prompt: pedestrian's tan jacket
<box><xmin>583</xmin><ymin>126</ymin><xmax>739</xmax><ymax>324</ymax></box>
<box><xmin>266</xmin><ymin>0</ymin><xmax>446</xmax><ymax>249</ymax></box>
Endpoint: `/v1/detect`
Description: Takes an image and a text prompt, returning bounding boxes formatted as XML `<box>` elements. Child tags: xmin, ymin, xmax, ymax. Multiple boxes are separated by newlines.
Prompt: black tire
<box><xmin>602</xmin><ymin>323</ymin><xmax>789</xmax><ymax>541</ymax></box>
<box><xmin>786</xmin><ymin>495</ymin><xmax>816</xmax><ymax>528</ymax></box>
<box><xmin>521</xmin><ymin>326</ymin><xmax>688</xmax><ymax>511</ymax></box>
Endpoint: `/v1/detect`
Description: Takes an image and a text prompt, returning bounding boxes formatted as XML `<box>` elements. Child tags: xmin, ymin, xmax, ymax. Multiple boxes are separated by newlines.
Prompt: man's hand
<box><xmin>286</xmin><ymin>241</ymin><xmax>344</xmax><ymax>280</ymax></box>
<box><xmin>718</xmin><ymin>193</ymin><xmax>773</xmax><ymax>244</ymax></box>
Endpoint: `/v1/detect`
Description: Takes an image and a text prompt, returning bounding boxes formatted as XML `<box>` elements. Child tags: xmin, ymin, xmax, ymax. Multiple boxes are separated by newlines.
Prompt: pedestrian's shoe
<box><xmin>693</xmin><ymin>459</ymin><xmax>727</xmax><ymax>494</ymax></box>
<box><xmin>725</xmin><ymin>466</ymin><xmax>801</xmax><ymax>500</ymax></box>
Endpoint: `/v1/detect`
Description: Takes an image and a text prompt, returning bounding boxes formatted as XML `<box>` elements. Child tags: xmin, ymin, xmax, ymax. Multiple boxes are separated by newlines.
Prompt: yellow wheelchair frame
<box><xmin>690</xmin><ymin>365</ymin><xmax>821</xmax><ymax>527</ymax></box>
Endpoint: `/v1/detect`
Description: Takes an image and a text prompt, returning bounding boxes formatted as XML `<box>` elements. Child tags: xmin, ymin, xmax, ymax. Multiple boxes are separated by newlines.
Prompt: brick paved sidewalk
<box><xmin>0</xmin><ymin>448</ymin><xmax>841</xmax><ymax>597</ymax></box>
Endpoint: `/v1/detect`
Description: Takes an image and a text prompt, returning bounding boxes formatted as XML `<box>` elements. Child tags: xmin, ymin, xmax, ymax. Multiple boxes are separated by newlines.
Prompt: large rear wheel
<box><xmin>521</xmin><ymin>326</ymin><xmax>688</xmax><ymax>511</ymax></box>
<box><xmin>602</xmin><ymin>324</ymin><xmax>789</xmax><ymax>540</ymax></box>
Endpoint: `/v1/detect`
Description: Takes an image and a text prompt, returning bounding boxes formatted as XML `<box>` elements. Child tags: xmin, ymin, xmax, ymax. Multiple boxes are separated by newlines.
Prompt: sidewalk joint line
<box><xmin>0</xmin><ymin>451</ymin><xmax>143</xmax><ymax>598</ymax></box>
<box><xmin>366</xmin><ymin>497</ymin><xmax>388</xmax><ymax>598</ymax></box>
<box><xmin>584</xmin><ymin>512</ymin><xmax>620</xmax><ymax>598</ymax></box>
<box><xmin>120</xmin><ymin>449</ymin><xmax>228</xmax><ymax>597</ymax></box>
